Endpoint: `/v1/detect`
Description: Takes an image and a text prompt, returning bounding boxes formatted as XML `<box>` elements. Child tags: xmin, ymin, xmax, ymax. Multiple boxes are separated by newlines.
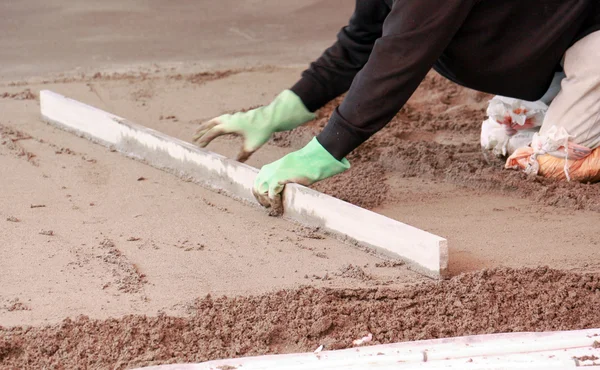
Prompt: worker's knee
<box><xmin>563</xmin><ymin>30</ymin><xmax>600</xmax><ymax>75</ymax></box>
<box><xmin>540</xmin><ymin>30</ymin><xmax>600</xmax><ymax>149</ymax></box>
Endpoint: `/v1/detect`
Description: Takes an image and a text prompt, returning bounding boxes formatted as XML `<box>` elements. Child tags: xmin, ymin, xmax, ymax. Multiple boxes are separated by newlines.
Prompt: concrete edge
<box><xmin>133</xmin><ymin>328</ymin><xmax>600</xmax><ymax>369</ymax></box>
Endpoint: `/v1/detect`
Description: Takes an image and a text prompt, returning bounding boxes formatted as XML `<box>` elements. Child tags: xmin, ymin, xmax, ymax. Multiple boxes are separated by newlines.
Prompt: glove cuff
<box><xmin>306</xmin><ymin>137</ymin><xmax>351</xmax><ymax>176</ymax></box>
<box><xmin>270</xmin><ymin>90</ymin><xmax>316</xmax><ymax>132</ymax></box>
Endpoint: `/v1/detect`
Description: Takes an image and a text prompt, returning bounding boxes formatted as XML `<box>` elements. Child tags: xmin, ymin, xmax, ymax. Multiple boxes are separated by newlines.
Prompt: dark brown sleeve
<box><xmin>290</xmin><ymin>0</ymin><xmax>390</xmax><ymax>112</ymax></box>
<box><xmin>317</xmin><ymin>0</ymin><xmax>476</xmax><ymax>160</ymax></box>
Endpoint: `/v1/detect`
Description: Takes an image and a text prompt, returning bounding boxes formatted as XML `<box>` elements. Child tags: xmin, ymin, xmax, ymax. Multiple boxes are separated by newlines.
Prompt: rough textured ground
<box><xmin>2</xmin><ymin>267</ymin><xmax>600</xmax><ymax>369</ymax></box>
<box><xmin>274</xmin><ymin>73</ymin><xmax>600</xmax><ymax>212</ymax></box>
<box><xmin>1</xmin><ymin>76</ymin><xmax>422</xmax><ymax>328</ymax></box>
<box><xmin>2</xmin><ymin>1</ymin><xmax>599</xmax><ymax>369</ymax></box>
<box><xmin>272</xmin><ymin>71</ymin><xmax>599</xmax><ymax>275</ymax></box>
<box><xmin>1</xmin><ymin>63</ymin><xmax>599</xmax><ymax>369</ymax></box>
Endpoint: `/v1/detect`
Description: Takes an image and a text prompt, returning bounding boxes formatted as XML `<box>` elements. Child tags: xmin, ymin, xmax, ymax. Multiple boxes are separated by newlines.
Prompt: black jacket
<box><xmin>290</xmin><ymin>0</ymin><xmax>600</xmax><ymax>160</ymax></box>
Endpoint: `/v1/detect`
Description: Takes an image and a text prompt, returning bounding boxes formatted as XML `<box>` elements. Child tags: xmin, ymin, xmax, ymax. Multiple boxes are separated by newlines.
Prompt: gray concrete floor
<box><xmin>0</xmin><ymin>0</ymin><xmax>353</xmax><ymax>80</ymax></box>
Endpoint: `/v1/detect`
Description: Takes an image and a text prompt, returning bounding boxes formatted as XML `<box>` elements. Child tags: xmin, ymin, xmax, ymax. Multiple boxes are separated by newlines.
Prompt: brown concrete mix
<box><xmin>2</xmin><ymin>267</ymin><xmax>600</xmax><ymax>369</ymax></box>
<box><xmin>17</xmin><ymin>67</ymin><xmax>597</xmax><ymax>277</ymax></box>
<box><xmin>1</xmin><ymin>65</ymin><xmax>599</xmax><ymax>368</ymax></box>
<box><xmin>273</xmin><ymin>73</ymin><xmax>600</xmax><ymax>212</ymax></box>
<box><xmin>1</xmin><ymin>1</ymin><xmax>599</xmax><ymax>367</ymax></box>
<box><xmin>1</xmin><ymin>79</ymin><xmax>424</xmax><ymax>330</ymax></box>
<box><xmin>270</xmin><ymin>72</ymin><xmax>599</xmax><ymax>275</ymax></box>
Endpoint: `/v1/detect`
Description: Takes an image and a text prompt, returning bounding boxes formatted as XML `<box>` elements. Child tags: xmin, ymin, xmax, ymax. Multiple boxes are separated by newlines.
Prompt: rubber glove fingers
<box><xmin>252</xmin><ymin>137</ymin><xmax>350</xmax><ymax>216</ymax></box>
<box><xmin>193</xmin><ymin>115</ymin><xmax>263</xmax><ymax>163</ymax></box>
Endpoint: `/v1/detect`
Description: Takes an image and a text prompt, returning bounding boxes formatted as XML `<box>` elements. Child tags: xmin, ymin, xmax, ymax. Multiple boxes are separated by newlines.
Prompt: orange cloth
<box><xmin>506</xmin><ymin>146</ymin><xmax>600</xmax><ymax>183</ymax></box>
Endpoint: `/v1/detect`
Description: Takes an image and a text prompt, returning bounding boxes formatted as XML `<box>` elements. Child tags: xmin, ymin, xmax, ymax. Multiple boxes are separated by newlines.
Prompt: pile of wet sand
<box><xmin>2</xmin><ymin>267</ymin><xmax>599</xmax><ymax>369</ymax></box>
<box><xmin>273</xmin><ymin>73</ymin><xmax>600</xmax><ymax>211</ymax></box>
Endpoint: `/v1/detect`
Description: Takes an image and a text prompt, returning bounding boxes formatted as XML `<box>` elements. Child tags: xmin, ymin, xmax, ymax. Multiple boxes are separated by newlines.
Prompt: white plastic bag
<box><xmin>531</xmin><ymin>126</ymin><xmax>571</xmax><ymax>159</ymax></box>
<box><xmin>481</xmin><ymin>117</ymin><xmax>538</xmax><ymax>157</ymax></box>
<box><xmin>480</xmin><ymin>96</ymin><xmax>548</xmax><ymax>157</ymax></box>
<box><xmin>481</xmin><ymin>118</ymin><xmax>508</xmax><ymax>156</ymax></box>
<box><xmin>486</xmin><ymin>96</ymin><xmax>548</xmax><ymax>133</ymax></box>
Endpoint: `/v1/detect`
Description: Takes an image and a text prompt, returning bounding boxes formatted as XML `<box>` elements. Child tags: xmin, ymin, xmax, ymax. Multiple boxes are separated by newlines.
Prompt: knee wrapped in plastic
<box><xmin>505</xmin><ymin>31</ymin><xmax>600</xmax><ymax>183</ymax></box>
<box><xmin>506</xmin><ymin>146</ymin><xmax>600</xmax><ymax>183</ymax></box>
<box><xmin>480</xmin><ymin>96</ymin><xmax>546</xmax><ymax>157</ymax></box>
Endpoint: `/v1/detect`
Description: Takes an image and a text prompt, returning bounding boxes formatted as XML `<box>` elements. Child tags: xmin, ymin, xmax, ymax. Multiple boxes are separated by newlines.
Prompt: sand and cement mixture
<box><xmin>2</xmin><ymin>267</ymin><xmax>600</xmax><ymax>369</ymax></box>
<box><xmin>1</xmin><ymin>1</ymin><xmax>599</xmax><ymax>369</ymax></box>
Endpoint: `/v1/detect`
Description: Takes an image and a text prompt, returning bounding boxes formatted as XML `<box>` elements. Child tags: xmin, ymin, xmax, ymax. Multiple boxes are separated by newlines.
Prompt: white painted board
<box><xmin>40</xmin><ymin>90</ymin><xmax>448</xmax><ymax>278</ymax></box>
<box><xmin>134</xmin><ymin>328</ymin><xmax>600</xmax><ymax>370</ymax></box>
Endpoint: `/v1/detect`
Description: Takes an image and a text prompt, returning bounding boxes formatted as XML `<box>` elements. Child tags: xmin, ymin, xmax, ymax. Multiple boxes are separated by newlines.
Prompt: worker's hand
<box><xmin>253</xmin><ymin>137</ymin><xmax>350</xmax><ymax>216</ymax></box>
<box><xmin>193</xmin><ymin>90</ymin><xmax>315</xmax><ymax>162</ymax></box>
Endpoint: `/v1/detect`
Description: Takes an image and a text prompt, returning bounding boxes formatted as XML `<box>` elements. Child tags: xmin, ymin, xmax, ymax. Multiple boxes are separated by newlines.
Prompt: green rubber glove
<box><xmin>193</xmin><ymin>90</ymin><xmax>315</xmax><ymax>162</ymax></box>
<box><xmin>253</xmin><ymin>137</ymin><xmax>350</xmax><ymax>216</ymax></box>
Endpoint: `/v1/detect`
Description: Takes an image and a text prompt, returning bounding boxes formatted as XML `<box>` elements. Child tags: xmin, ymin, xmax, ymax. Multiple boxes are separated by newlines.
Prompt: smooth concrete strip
<box><xmin>39</xmin><ymin>90</ymin><xmax>448</xmax><ymax>278</ymax></box>
<box><xmin>134</xmin><ymin>328</ymin><xmax>600</xmax><ymax>369</ymax></box>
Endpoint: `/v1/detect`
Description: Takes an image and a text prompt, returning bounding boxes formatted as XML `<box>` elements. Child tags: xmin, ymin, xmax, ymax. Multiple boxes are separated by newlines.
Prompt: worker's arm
<box><xmin>290</xmin><ymin>0</ymin><xmax>390</xmax><ymax>112</ymax></box>
<box><xmin>253</xmin><ymin>0</ymin><xmax>476</xmax><ymax>214</ymax></box>
<box><xmin>193</xmin><ymin>90</ymin><xmax>315</xmax><ymax>162</ymax></box>
<box><xmin>317</xmin><ymin>0</ymin><xmax>476</xmax><ymax>160</ymax></box>
<box><xmin>193</xmin><ymin>1</ymin><xmax>388</xmax><ymax>161</ymax></box>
